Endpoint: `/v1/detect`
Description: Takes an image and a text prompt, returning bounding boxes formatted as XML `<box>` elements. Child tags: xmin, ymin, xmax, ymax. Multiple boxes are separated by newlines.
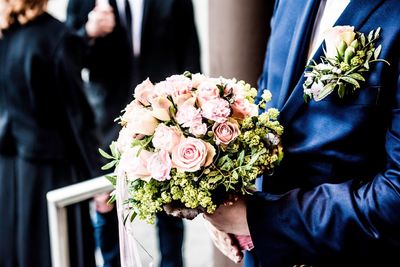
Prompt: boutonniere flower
<box><xmin>303</xmin><ymin>26</ymin><xmax>390</xmax><ymax>101</ymax></box>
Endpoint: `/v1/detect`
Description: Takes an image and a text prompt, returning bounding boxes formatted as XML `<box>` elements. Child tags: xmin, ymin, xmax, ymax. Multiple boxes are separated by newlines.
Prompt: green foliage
<box><xmin>105</xmin><ymin>174</ymin><xmax>117</xmax><ymax>186</ymax></box>
<box><xmin>99</xmin><ymin>142</ymin><xmax>121</xmax><ymax>171</ymax></box>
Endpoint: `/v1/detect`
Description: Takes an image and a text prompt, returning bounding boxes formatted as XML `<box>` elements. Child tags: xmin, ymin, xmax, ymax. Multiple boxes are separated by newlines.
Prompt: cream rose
<box><xmin>152</xmin><ymin>124</ymin><xmax>182</xmax><ymax>153</ymax></box>
<box><xmin>117</xmin><ymin>111</ymin><xmax>147</xmax><ymax>154</ymax></box>
<box><xmin>122</xmin><ymin>107</ymin><xmax>159</xmax><ymax>136</ymax></box>
<box><xmin>174</xmin><ymin>93</ymin><xmax>193</xmax><ymax>108</ymax></box>
<box><xmin>119</xmin><ymin>147</ymin><xmax>153</xmax><ymax>182</ymax></box>
<box><xmin>324</xmin><ymin>26</ymin><xmax>356</xmax><ymax>58</ymax></box>
<box><xmin>116</xmin><ymin>126</ymin><xmax>138</xmax><ymax>154</ymax></box>
<box><xmin>212</xmin><ymin>119</ymin><xmax>240</xmax><ymax>145</ymax></box>
<box><xmin>123</xmin><ymin>99</ymin><xmax>143</xmax><ymax>113</ymax></box>
<box><xmin>150</xmin><ymin>96</ymin><xmax>172</xmax><ymax>121</ymax></box>
<box><xmin>172</xmin><ymin>137</ymin><xmax>216</xmax><ymax>172</ymax></box>
<box><xmin>120</xmin><ymin>100</ymin><xmax>143</xmax><ymax>126</ymax></box>
<box><xmin>134</xmin><ymin>78</ymin><xmax>155</xmax><ymax>106</ymax></box>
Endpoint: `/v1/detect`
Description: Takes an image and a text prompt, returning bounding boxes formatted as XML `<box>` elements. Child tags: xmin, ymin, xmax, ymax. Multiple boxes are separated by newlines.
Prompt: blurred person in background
<box><xmin>66</xmin><ymin>0</ymin><xmax>201</xmax><ymax>267</ymax></box>
<box><xmin>0</xmin><ymin>0</ymin><xmax>101</xmax><ymax>267</ymax></box>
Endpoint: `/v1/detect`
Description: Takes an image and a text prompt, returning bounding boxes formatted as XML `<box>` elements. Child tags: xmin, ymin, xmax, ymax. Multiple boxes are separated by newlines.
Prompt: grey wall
<box><xmin>209</xmin><ymin>0</ymin><xmax>274</xmax><ymax>87</ymax></box>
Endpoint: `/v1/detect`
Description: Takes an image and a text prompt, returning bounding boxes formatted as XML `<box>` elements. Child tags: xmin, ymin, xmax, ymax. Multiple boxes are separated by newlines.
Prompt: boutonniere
<box><xmin>303</xmin><ymin>26</ymin><xmax>390</xmax><ymax>102</ymax></box>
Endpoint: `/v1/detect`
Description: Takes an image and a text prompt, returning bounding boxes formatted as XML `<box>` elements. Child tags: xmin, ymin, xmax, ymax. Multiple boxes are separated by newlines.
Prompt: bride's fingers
<box><xmin>203</xmin><ymin>218</ymin><xmax>243</xmax><ymax>263</ymax></box>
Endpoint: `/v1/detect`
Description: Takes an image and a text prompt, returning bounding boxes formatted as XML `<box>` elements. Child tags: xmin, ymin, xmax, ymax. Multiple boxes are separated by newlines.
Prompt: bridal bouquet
<box><xmin>100</xmin><ymin>72</ymin><xmax>283</xmax><ymax>223</ymax></box>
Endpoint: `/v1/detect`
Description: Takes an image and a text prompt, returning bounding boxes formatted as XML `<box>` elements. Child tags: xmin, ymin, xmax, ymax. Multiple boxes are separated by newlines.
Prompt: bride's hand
<box><xmin>204</xmin><ymin>196</ymin><xmax>250</xmax><ymax>236</ymax></box>
<box><xmin>203</xmin><ymin>218</ymin><xmax>243</xmax><ymax>263</ymax></box>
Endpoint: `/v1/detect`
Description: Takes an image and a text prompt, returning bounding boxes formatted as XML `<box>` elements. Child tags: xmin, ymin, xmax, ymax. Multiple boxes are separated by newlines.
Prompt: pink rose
<box><xmin>191</xmin><ymin>73</ymin><xmax>208</xmax><ymax>88</ymax></box>
<box><xmin>119</xmin><ymin>147</ymin><xmax>153</xmax><ymax>182</ymax></box>
<box><xmin>197</xmin><ymin>80</ymin><xmax>219</xmax><ymax>107</ymax></box>
<box><xmin>172</xmin><ymin>137</ymin><xmax>216</xmax><ymax>172</ymax></box>
<box><xmin>201</xmin><ymin>98</ymin><xmax>231</xmax><ymax>123</ymax></box>
<box><xmin>175</xmin><ymin>97</ymin><xmax>202</xmax><ymax>128</ymax></box>
<box><xmin>134</xmin><ymin>78</ymin><xmax>155</xmax><ymax>106</ymax></box>
<box><xmin>122</xmin><ymin>107</ymin><xmax>159</xmax><ymax>136</ymax></box>
<box><xmin>324</xmin><ymin>26</ymin><xmax>356</xmax><ymax>58</ymax></box>
<box><xmin>189</xmin><ymin>122</ymin><xmax>208</xmax><ymax>137</ymax></box>
<box><xmin>152</xmin><ymin>124</ymin><xmax>182</xmax><ymax>153</ymax></box>
<box><xmin>166</xmin><ymin>75</ymin><xmax>192</xmax><ymax>96</ymax></box>
<box><xmin>212</xmin><ymin>119</ymin><xmax>240</xmax><ymax>145</ymax></box>
<box><xmin>150</xmin><ymin>96</ymin><xmax>172</xmax><ymax>121</ymax></box>
<box><xmin>231</xmin><ymin>97</ymin><xmax>258</xmax><ymax>120</ymax></box>
<box><xmin>154</xmin><ymin>81</ymin><xmax>174</xmax><ymax>97</ymax></box>
<box><xmin>147</xmin><ymin>150</ymin><xmax>172</xmax><ymax>181</ymax></box>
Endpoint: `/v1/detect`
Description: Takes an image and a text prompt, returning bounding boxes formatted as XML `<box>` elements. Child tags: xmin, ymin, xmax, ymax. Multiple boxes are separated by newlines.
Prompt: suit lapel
<box><xmin>109</xmin><ymin>0</ymin><xmax>118</xmax><ymax>9</ymax></box>
<box><xmin>141</xmin><ymin>0</ymin><xmax>151</xmax><ymax>42</ymax></box>
<box><xmin>279</xmin><ymin>45</ymin><xmax>323</xmax><ymax>124</ymax></box>
<box><xmin>334</xmin><ymin>0</ymin><xmax>385</xmax><ymax>31</ymax></box>
<box><xmin>276</xmin><ymin>0</ymin><xmax>320</xmax><ymax>108</ymax></box>
<box><xmin>109</xmin><ymin>0</ymin><xmax>122</xmax><ymax>27</ymax></box>
<box><xmin>279</xmin><ymin>0</ymin><xmax>385</xmax><ymax>125</ymax></box>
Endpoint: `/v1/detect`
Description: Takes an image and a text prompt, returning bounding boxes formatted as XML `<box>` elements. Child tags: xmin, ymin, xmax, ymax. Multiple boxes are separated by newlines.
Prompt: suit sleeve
<box><xmin>52</xmin><ymin>31</ymin><xmax>102</xmax><ymax>178</ymax></box>
<box><xmin>65</xmin><ymin>0</ymin><xmax>97</xmax><ymax>70</ymax></box>
<box><xmin>172</xmin><ymin>0</ymin><xmax>201</xmax><ymax>74</ymax></box>
<box><xmin>247</xmin><ymin>69</ymin><xmax>400</xmax><ymax>265</ymax></box>
<box><xmin>65</xmin><ymin>0</ymin><xmax>91</xmax><ymax>41</ymax></box>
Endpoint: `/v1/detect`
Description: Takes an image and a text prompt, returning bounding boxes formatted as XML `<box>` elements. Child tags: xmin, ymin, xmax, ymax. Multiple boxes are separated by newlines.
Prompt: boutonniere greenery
<box><xmin>303</xmin><ymin>26</ymin><xmax>390</xmax><ymax>101</ymax></box>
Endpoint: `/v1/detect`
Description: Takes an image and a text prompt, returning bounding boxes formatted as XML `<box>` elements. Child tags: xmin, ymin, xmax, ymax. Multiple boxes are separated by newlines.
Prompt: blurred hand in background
<box><xmin>85</xmin><ymin>2</ymin><xmax>115</xmax><ymax>38</ymax></box>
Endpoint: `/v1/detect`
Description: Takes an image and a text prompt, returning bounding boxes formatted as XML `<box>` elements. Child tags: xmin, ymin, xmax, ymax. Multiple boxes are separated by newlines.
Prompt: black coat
<box><xmin>66</xmin><ymin>0</ymin><xmax>201</xmax><ymax>85</ymax></box>
<box><xmin>0</xmin><ymin>13</ymin><xmax>99</xmax><ymax>174</ymax></box>
<box><xmin>0</xmin><ymin>13</ymin><xmax>99</xmax><ymax>267</ymax></box>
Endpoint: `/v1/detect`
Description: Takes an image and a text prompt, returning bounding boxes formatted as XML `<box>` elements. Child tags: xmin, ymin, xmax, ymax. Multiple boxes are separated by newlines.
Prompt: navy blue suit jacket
<box><xmin>247</xmin><ymin>0</ymin><xmax>400</xmax><ymax>266</ymax></box>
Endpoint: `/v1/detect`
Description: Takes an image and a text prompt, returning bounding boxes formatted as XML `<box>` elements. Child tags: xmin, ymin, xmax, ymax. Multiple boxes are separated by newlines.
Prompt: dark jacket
<box><xmin>0</xmin><ymin>13</ymin><xmax>99</xmax><ymax>177</ymax></box>
<box><xmin>248</xmin><ymin>0</ymin><xmax>400</xmax><ymax>266</ymax></box>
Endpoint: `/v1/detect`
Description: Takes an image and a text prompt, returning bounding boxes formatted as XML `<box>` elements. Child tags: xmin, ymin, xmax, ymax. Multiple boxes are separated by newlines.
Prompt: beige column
<box><xmin>209</xmin><ymin>0</ymin><xmax>274</xmax><ymax>87</ymax></box>
<box><xmin>208</xmin><ymin>1</ymin><xmax>274</xmax><ymax>266</ymax></box>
